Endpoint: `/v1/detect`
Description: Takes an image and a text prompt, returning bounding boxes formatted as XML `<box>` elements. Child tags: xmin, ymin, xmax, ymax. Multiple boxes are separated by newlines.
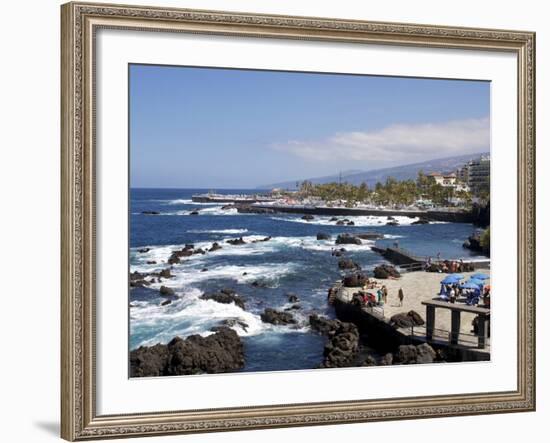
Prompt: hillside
<box><xmin>260</xmin><ymin>152</ymin><xmax>489</xmax><ymax>190</ymax></box>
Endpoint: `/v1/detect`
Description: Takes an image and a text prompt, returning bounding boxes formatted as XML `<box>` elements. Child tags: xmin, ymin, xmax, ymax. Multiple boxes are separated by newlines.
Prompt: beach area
<box><xmin>336</xmin><ymin>270</ymin><xmax>490</xmax><ymax>340</ymax></box>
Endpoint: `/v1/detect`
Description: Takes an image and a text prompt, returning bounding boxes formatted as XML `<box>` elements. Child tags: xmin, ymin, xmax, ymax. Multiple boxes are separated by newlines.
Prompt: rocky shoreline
<box><xmin>130</xmin><ymin>327</ymin><xmax>245</xmax><ymax>377</ymax></box>
<box><xmin>130</xmin><ymin>229</ymin><xmax>467</xmax><ymax>376</ymax></box>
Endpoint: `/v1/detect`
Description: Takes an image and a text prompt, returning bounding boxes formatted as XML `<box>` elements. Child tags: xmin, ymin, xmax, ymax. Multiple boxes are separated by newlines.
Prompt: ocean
<box><xmin>129</xmin><ymin>188</ymin><xmax>487</xmax><ymax>373</ymax></box>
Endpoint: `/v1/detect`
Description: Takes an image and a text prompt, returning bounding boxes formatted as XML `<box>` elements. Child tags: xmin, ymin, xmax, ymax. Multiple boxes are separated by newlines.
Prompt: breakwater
<box><xmin>237</xmin><ymin>203</ymin><xmax>478</xmax><ymax>223</ymax></box>
<box><xmin>192</xmin><ymin>194</ymin><xmax>275</xmax><ymax>203</ymax></box>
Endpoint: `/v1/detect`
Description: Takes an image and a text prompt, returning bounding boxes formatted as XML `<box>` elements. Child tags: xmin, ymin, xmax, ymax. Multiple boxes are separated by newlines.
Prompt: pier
<box><xmin>332</xmin><ymin>271</ymin><xmax>491</xmax><ymax>361</ymax></box>
<box><xmin>371</xmin><ymin>246</ymin><xmax>491</xmax><ymax>271</ymax></box>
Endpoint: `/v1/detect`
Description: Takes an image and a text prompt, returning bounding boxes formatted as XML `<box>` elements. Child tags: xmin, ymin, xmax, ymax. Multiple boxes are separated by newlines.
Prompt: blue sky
<box><xmin>130</xmin><ymin>64</ymin><xmax>489</xmax><ymax>188</ymax></box>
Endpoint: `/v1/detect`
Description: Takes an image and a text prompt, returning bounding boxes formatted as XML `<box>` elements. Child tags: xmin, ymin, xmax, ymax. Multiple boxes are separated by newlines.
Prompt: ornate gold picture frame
<box><xmin>61</xmin><ymin>2</ymin><xmax>535</xmax><ymax>440</ymax></box>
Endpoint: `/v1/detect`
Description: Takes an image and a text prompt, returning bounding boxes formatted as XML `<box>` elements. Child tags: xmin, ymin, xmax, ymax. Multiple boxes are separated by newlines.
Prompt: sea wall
<box><xmin>239</xmin><ymin>204</ymin><xmax>480</xmax><ymax>224</ymax></box>
<box><xmin>333</xmin><ymin>299</ymin><xmax>405</xmax><ymax>352</ymax></box>
<box><xmin>333</xmin><ymin>299</ymin><xmax>490</xmax><ymax>362</ymax></box>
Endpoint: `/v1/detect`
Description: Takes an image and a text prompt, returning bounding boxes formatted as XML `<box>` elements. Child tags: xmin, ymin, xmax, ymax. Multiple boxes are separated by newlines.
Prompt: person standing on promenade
<box><xmin>398</xmin><ymin>288</ymin><xmax>404</xmax><ymax>306</ymax></box>
<box><xmin>382</xmin><ymin>285</ymin><xmax>388</xmax><ymax>304</ymax></box>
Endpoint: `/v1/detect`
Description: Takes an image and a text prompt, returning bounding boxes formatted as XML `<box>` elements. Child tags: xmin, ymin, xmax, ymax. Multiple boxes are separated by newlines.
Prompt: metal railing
<box><xmin>405</xmin><ymin>325</ymin><xmax>490</xmax><ymax>350</ymax></box>
<box><xmin>363</xmin><ymin>304</ymin><xmax>385</xmax><ymax>319</ymax></box>
<box><xmin>398</xmin><ymin>262</ymin><xmax>425</xmax><ymax>273</ymax></box>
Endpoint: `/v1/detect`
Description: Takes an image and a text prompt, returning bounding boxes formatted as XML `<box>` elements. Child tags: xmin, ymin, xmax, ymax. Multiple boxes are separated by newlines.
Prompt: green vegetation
<box><xmin>295</xmin><ymin>170</ymin><xmax>481</xmax><ymax>207</ymax></box>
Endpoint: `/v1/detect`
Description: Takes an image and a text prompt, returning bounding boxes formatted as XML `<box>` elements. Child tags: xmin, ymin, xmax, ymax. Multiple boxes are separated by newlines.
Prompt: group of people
<box><xmin>359</xmin><ymin>283</ymin><xmax>388</xmax><ymax>306</ymax></box>
<box><xmin>439</xmin><ymin>282</ymin><xmax>491</xmax><ymax>307</ymax></box>
<box><xmin>440</xmin><ymin>283</ymin><xmax>462</xmax><ymax>303</ymax></box>
<box><xmin>358</xmin><ymin>283</ymin><xmax>405</xmax><ymax>308</ymax></box>
<box><xmin>426</xmin><ymin>256</ymin><xmax>469</xmax><ymax>273</ymax></box>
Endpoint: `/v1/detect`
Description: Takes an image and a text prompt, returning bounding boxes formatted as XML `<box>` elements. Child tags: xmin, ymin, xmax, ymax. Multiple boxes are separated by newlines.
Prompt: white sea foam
<box><xmin>167</xmin><ymin>262</ymin><xmax>297</xmax><ymax>287</ymax></box>
<box><xmin>187</xmin><ymin>228</ymin><xmax>249</xmax><ymax>234</ymax></box>
<box><xmin>166</xmin><ymin>199</ymin><xmax>218</xmax><ymax>206</ymax></box>
<box><xmin>129</xmin><ymin>233</ymin><xmax>379</xmax><ymax>273</ymax></box>
<box><xmin>130</xmin><ymin>287</ymin><xmax>307</xmax><ymax>347</ymax></box>
<box><xmin>270</xmin><ymin>215</ymin><xmax>420</xmax><ymax>227</ymax></box>
<box><xmin>197</xmin><ymin>206</ymin><xmax>239</xmax><ymax>216</ymax></box>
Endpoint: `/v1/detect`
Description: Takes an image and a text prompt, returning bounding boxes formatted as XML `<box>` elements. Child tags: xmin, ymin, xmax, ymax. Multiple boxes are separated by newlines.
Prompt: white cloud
<box><xmin>271</xmin><ymin>117</ymin><xmax>489</xmax><ymax>166</ymax></box>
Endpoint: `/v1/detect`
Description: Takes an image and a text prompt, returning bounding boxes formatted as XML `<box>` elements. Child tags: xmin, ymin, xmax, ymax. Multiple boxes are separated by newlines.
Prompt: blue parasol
<box><xmin>460</xmin><ymin>282</ymin><xmax>480</xmax><ymax>290</ymax></box>
<box><xmin>441</xmin><ymin>275</ymin><xmax>461</xmax><ymax>285</ymax></box>
<box><xmin>471</xmin><ymin>273</ymin><xmax>489</xmax><ymax>280</ymax></box>
<box><xmin>468</xmin><ymin>278</ymin><xmax>485</xmax><ymax>288</ymax></box>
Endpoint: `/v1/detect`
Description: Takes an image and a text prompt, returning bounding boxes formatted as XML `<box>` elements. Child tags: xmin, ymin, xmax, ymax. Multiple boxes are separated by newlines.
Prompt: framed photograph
<box><xmin>61</xmin><ymin>2</ymin><xmax>536</xmax><ymax>440</ymax></box>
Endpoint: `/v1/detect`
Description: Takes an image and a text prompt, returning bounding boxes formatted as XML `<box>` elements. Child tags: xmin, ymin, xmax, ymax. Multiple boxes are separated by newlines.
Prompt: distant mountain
<box><xmin>259</xmin><ymin>152</ymin><xmax>489</xmax><ymax>190</ymax></box>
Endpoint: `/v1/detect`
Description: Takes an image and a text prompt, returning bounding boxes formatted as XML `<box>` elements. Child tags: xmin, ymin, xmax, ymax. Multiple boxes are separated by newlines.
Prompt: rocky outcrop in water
<box><xmin>130</xmin><ymin>327</ymin><xmax>244</xmax><ymax>377</ymax></box>
<box><xmin>226</xmin><ymin>237</ymin><xmax>246</xmax><ymax>245</ymax></box>
<box><xmin>342</xmin><ymin>272</ymin><xmax>369</xmax><ymax>288</ymax></box>
<box><xmin>301</xmin><ymin>214</ymin><xmax>314</xmax><ymax>221</ymax></box>
<box><xmin>316</xmin><ymin>232</ymin><xmax>331</xmax><ymax>240</ymax></box>
<box><xmin>260</xmin><ymin>308</ymin><xmax>296</xmax><ymax>325</ymax></box>
<box><xmin>201</xmin><ymin>288</ymin><xmax>245</xmax><ymax>310</ymax></box>
<box><xmin>335</xmin><ymin>234</ymin><xmax>362</xmax><ymax>245</ymax></box>
<box><xmin>215</xmin><ymin>318</ymin><xmax>249</xmax><ymax>333</ymax></box>
<box><xmin>338</xmin><ymin>258</ymin><xmax>361</xmax><ymax>270</ymax></box>
<box><xmin>168</xmin><ymin>245</ymin><xmax>195</xmax><ymax>264</ymax></box>
<box><xmin>141</xmin><ymin>211</ymin><xmax>160</xmax><ymax>215</ymax></box>
<box><xmin>159</xmin><ymin>285</ymin><xmax>175</xmax><ymax>296</ymax></box>
<box><xmin>130</xmin><ymin>271</ymin><xmax>151</xmax><ymax>288</ymax></box>
<box><xmin>252</xmin><ymin>236</ymin><xmax>272</xmax><ymax>243</ymax></box>
<box><xmin>286</xmin><ymin>293</ymin><xmax>299</xmax><ymax>303</ymax></box>
<box><xmin>209</xmin><ymin>242</ymin><xmax>222</xmax><ymax>252</ymax></box>
<box><xmin>309</xmin><ymin>315</ymin><xmax>360</xmax><ymax>368</ymax></box>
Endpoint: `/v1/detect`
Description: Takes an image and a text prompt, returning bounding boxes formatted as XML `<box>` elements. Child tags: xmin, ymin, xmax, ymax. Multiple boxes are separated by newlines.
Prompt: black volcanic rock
<box><xmin>394</xmin><ymin>343</ymin><xmax>436</xmax><ymax>364</ymax></box>
<box><xmin>141</xmin><ymin>211</ymin><xmax>160</xmax><ymax>215</ymax></box>
<box><xmin>130</xmin><ymin>327</ymin><xmax>244</xmax><ymax>377</ymax></box>
<box><xmin>373</xmin><ymin>264</ymin><xmax>400</xmax><ymax>279</ymax></box>
<box><xmin>309</xmin><ymin>314</ymin><xmax>344</xmax><ymax>336</ymax></box>
<box><xmin>159</xmin><ymin>286</ymin><xmax>175</xmax><ymax>296</ymax></box>
<box><xmin>260</xmin><ymin>308</ymin><xmax>296</xmax><ymax>325</ymax></box>
<box><xmin>226</xmin><ymin>237</ymin><xmax>246</xmax><ymax>245</ymax></box>
<box><xmin>316</xmin><ymin>232</ymin><xmax>331</xmax><ymax>240</ymax></box>
<box><xmin>335</xmin><ymin>234</ymin><xmax>362</xmax><ymax>245</ymax></box>
<box><xmin>338</xmin><ymin>258</ymin><xmax>361</xmax><ymax>270</ymax></box>
<box><xmin>320</xmin><ymin>321</ymin><xmax>360</xmax><ymax>368</ymax></box>
<box><xmin>389</xmin><ymin>310</ymin><xmax>424</xmax><ymax>328</ymax></box>
<box><xmin>301</xmin><ymin>214</ymin><xmax>314</xmax><ymax>221</ymax></box>
<box><xmin>342</xmin><ymin>272</ymin><xmax>369</xmax><ymax>288</ymax></box>
<box><xmin>209</xmin><ymin>242</ymin><xmax>222</xmax><ymax>252</ymax></box>
<box><xmin>201</xmin><ymin>290</ymin><xmax>245</xmax><ymax>310</ymax></box>
<box><xmin>286</xmin><ymin>293</ymin><xmax>299</xmax><ymax>303</ymax></box>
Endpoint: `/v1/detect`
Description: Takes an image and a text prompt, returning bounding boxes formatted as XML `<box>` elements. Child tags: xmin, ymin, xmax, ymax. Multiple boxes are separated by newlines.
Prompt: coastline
<box><xmin>129</xmin><ymin>188</ymin><xmax>490</xmax><ymax>375</ymax></box>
